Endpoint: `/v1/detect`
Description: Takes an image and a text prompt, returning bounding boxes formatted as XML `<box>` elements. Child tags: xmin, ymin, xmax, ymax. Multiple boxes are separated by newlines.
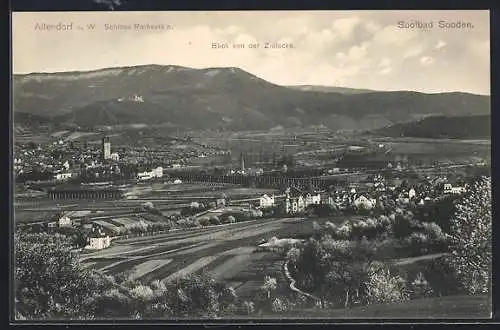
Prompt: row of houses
<box><xmin>258</xmin><ymin>181</ymin><xmax>468</xmax><ymax>214</ymax></box>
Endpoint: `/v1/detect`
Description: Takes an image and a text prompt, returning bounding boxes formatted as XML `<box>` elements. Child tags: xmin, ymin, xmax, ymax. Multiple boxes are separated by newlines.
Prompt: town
<box><xmin>15</xmin><ymin>131</ymin><xmax>483</xmax><ymax>244</ymax></box>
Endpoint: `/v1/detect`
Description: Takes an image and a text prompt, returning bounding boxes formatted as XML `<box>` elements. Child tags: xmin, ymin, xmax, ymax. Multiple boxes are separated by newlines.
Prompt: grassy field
<box><xmin>249</xmin><ymin>295</ymin><xmax>491</xmax><ymax>319</ymax></box>
<box><xmin>82</xmin><ymin>217</ymin><xmax>345</xmax><ymax>296</ymax></box>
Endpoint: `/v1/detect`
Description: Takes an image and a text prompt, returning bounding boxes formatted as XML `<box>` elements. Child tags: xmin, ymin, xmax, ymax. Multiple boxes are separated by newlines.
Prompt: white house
<box><xmin>451</xmin><ymin>186</ymin><xmax>466</xmax><ymax>194</ymax></box>
<box><xmin>285</xmin><ymin>195</ymin><xmax>306</xmax><ymax>214</ymax></box>
<box><xmin>444</xmin><ymin>183</ymin><xmax>467</xmax><ymax>195</ymax></box>
<box><xmin>408</xmin><ymin>188</ymin><xmax>416</xmax><ymax>200</ymax></box>
<box><xmin>305</xmin><ymin>193</ymin><xmax>321</xmax><ymax>207</ymax></box>
<box><xmin>259</xmin><ymin>194</ymin><xmax>275</xmax><ymax>208</ymax></box>
<box><xmin>353</xmin><ymin>195</ymin><xmax>376</xmax><ymax>209</ymax></box>
<box><xmin>86</xmin><ymin>235</ymin><xmax>112</xmax><ymax>250</ymax></box>
<box><xmin>152</xmin><ymin>166</ymin><xmax>163</xmax><ymax>178</ymax></box>
<box><xmin>138</xmin><ymin>172</ymin><xmax>152</xmax><ymax>180</ymax></box>
<box><xmin>58</xmin><ymin>215</ymin><xmax>72</xmax><ymax>228</ymax></box>
<box><xmin>297</xmin><ymin>195</ymin><xmax>305</xmax><ymax>211</ymax></box>
<box><xmin>54</xmin><ymin>172</ymin><xmax>73</xmax><ymax>181</ymax></box>
<box><xmin>137</xmin><ymin>166</ymin><xmax>163</xmax><ymax>180</ymax></box>
<box><xmin>110</xmin><ymin>152</ymin><xmax>120</xmax><ymax>161</ymax></box>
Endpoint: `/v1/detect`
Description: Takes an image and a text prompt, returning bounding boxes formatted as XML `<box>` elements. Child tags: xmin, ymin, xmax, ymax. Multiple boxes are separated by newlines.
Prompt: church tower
<box><xmin>240</xmin><ymin>152</ymin><xmax>245</xmax><ymax>172</ymax></box>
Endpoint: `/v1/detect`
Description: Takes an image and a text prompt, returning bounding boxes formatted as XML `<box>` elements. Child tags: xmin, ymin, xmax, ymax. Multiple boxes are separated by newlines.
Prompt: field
<box><xmin>81</xmin><ymin>216</ymin><xmax>350</xmax><ymax>300</ymax></box>
<box><xmin>14</xmin><ymin>181</ymin><xmax>283</xmax><ymax>225</ymax></box>
<box><xmin>230</xmin><ymin>295</ymin><xmax>491</xmax><ymax>319</ymax></box>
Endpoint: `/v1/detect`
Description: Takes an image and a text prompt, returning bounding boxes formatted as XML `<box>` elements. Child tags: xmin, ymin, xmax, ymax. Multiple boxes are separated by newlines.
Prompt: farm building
<box><xmin>85</xmin><ymin>229</ymin><xmax>112</xmax><ymax>250</ymax></box>
<box><xmin>259</xmin><ymin>194</ymin><xmax>275</xmax><ymax>208</ymax></box>
<box><xmin>58</xmin><ymin>215</ymin><xmax>72</xmax><ymax>228</ymax></box>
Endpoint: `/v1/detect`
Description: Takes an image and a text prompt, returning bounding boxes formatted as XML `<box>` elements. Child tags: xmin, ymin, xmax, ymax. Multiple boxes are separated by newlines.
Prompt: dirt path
<box><xmin>392</xmin><ymin>253</ymin><xmax>447</xmax><ymax>266</ymax></box>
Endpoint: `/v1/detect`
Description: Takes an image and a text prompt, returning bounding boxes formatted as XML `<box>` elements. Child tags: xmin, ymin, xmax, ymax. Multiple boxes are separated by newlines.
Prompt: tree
<box><xmin>15</xmin><ymin>233</ymin><xmax>114</xmax><ymax>319</ymax></box>
<box><xmin>71</xmin><ymin>228</ymin><xmax>88</xmax><ymax>249</ymax></box>
<box><xmin>447</xmin><ymin>176</ymin><xmax>491</xmax><ymax>295</ymax></box>
<box><xmin>261</xmin><ymin>276</ymin><xmax>277</xmax><ymax>299</ymax></box>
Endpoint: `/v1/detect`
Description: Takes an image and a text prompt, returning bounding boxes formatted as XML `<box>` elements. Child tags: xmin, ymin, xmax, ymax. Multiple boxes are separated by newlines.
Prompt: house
<box><xmin>259</xmin><ymin>194</ymin><xmax>275</xmax><ymax>208</ymax></box>
<box><xmin>85</xmin><ymin>229</ymin><xmax>112</xmax><ymax>250</ymax></box>
<box><xmin>305</xmin><ymin>193</ymin><xmax>321</xmax><ymax>207</ymax></box>
<box><xmin>297</xmin><ymin>195</ymin><xmax>305</xmax><ymax>211</ymax></box>
<box><xmin>353</xmin><ymin>195</ymin><xmax>376</xmax><ymax>209</ymax></box>
<box><xmin>285</xmin><ymin>195</ymin><xmax>306</xmax><ymax>214</ymax></box>
<box><xmin>408</xmin><ymin>188</ymin><xmax>416</xmax><ymax>200</ymax></box>
<box><xmin>443</xmin><ymin>183</ymin><xmax>467</xmax><ymax>195</ymax></box>
<box><xmin>110</xmin><ymin>152</ymin><xmax>120</xmax><ymax>161</ymax></box>
<box><xmin>53</xmin><ymin>172</ymin><xmax>72</xmax><ymax>181</ymax></box>
<box><xmin>58</xmin><ymin>215</ymin><xmax>72</xmax><ymax>228</ymax></box>
<box><xmin>137</xmin><ymin>166</ymin><xmax>163</xmax><ymax>180</ymax></box>
<box><xmin>47</xmin><ymin>221</ymin><xmax>58</xmax><ymax>232</ymax></box>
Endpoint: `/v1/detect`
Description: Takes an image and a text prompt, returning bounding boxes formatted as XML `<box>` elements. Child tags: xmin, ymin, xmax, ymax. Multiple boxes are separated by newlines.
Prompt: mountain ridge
<box><xmin>13</xmin><ymin>65</ymin><xmax>490</xmax><ymax>132</ymax></box>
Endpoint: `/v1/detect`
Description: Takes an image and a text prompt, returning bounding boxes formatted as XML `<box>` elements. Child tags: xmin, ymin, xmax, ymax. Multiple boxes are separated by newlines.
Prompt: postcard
<box><xmin>11</xmin><ymin>10</ymin><xmax>491</xmax><ymax>321</ymax></box>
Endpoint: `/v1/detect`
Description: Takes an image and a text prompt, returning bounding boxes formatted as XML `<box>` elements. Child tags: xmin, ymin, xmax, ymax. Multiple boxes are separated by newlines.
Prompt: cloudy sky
<box><xmin>12</xmin><ymin>11</ymin><xmax>490</xmax><ymax>94</ymax></box>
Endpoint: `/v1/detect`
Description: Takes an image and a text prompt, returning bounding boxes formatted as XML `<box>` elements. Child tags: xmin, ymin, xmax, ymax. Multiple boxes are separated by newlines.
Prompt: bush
<box><xmin>198</xmin><ymin>217</ymin><xmax>210</xmax><ymax>226</ymax></box>
<box><xmin>209</xmin><ymin>216</ymin><xmax>220</xmax><ymax>225</ymax></box>
<box><xmin>419</xmin><ymin>222</ymin><xmax>447</xmax><ymax>243</ymax></box>
<box><xmin>271</xmin><ymin>297</ymin><xmax>289</xmax><ymax>312</ymax></box>
<box><xmin>240</xmin><ymin>300</ymin><xmax>255</xmax><ymax>315</ymax></box>
<box><xmin>365</xmin><ymin>263</ymin><xmax>410</xmax><ymax>305</ymax></box>
<box><xmin>409</xmin><ymin>272</ymin><xmax>434</xmax><ymax>299</ymax></box>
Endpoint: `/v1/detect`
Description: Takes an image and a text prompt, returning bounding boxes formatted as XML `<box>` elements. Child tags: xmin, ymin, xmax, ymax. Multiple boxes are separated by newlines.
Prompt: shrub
<box><xmin>365</xmin><ymin>263</ymin><xmax>410</xmax><ymax>305</ymax></box>
<box><xmin>409</xmin><ymin>272</ymin><xmax>434</xmax><ymax>299</ymax></box>
<box><xmin>198</xmin><ymin>217</ymin><xmax>210</xmax><ymax>226</ymax></box>
<box><xmin>419</xmin><ymin>222</ymin><xmax>447</xmax><ymax>243</ymax></box>
<box><xmin>241</xmin><ymin>301</ymin><xmax>255</xmax><ymax>315</ymax></box>
<box><xmin>209</xmin><ymin>216</ymin><xmax>220</xmax><ymax>225</ymax></box>
<box><xmin>271</xmin><ymin>297</ymin><xmax>289</xmax><ymax>312</ymax></box>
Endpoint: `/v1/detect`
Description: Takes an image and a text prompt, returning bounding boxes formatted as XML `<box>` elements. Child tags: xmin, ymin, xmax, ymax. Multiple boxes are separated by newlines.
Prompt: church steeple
<box><xmin>240</xmin><ymin>152</ymin><xmax>245</xmax><ymax>171</ymax></box>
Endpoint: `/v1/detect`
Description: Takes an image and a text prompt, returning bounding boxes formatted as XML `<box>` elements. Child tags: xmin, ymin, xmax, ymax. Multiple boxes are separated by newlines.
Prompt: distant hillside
<box><xmin>13</xmin><ymin>65</ymin><xmax>491</xmax><ymax>132</ymax></box>
<box><xmin>287</xmin><ymin>85</ymin><xmax>376</xmax><ymax>94</ymax></box>
<box><xmin>372</xmin><ymin>115</ymin><xmax>491</xmax><ymax>139</ymax></box>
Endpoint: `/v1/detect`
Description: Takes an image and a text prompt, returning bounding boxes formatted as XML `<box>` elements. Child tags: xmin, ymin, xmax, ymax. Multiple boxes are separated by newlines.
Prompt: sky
<box><xmin>12</xmin><ymin>11</ymin><xmax>490</xmax><ymax>94</ymax></box>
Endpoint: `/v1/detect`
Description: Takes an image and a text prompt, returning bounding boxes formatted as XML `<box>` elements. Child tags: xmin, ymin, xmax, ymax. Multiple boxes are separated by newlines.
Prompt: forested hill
<box><xmin>372</xmin><ymin>115</ymin><xmax>491</xmax><ymax>139</ymax></box>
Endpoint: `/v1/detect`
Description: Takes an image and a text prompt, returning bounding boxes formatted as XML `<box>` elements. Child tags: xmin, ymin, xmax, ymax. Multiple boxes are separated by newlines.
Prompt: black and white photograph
<box><xmin>11</xmin><ymin>10</ymin><xmax>491</xmax><ymax>320</ymax></box>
